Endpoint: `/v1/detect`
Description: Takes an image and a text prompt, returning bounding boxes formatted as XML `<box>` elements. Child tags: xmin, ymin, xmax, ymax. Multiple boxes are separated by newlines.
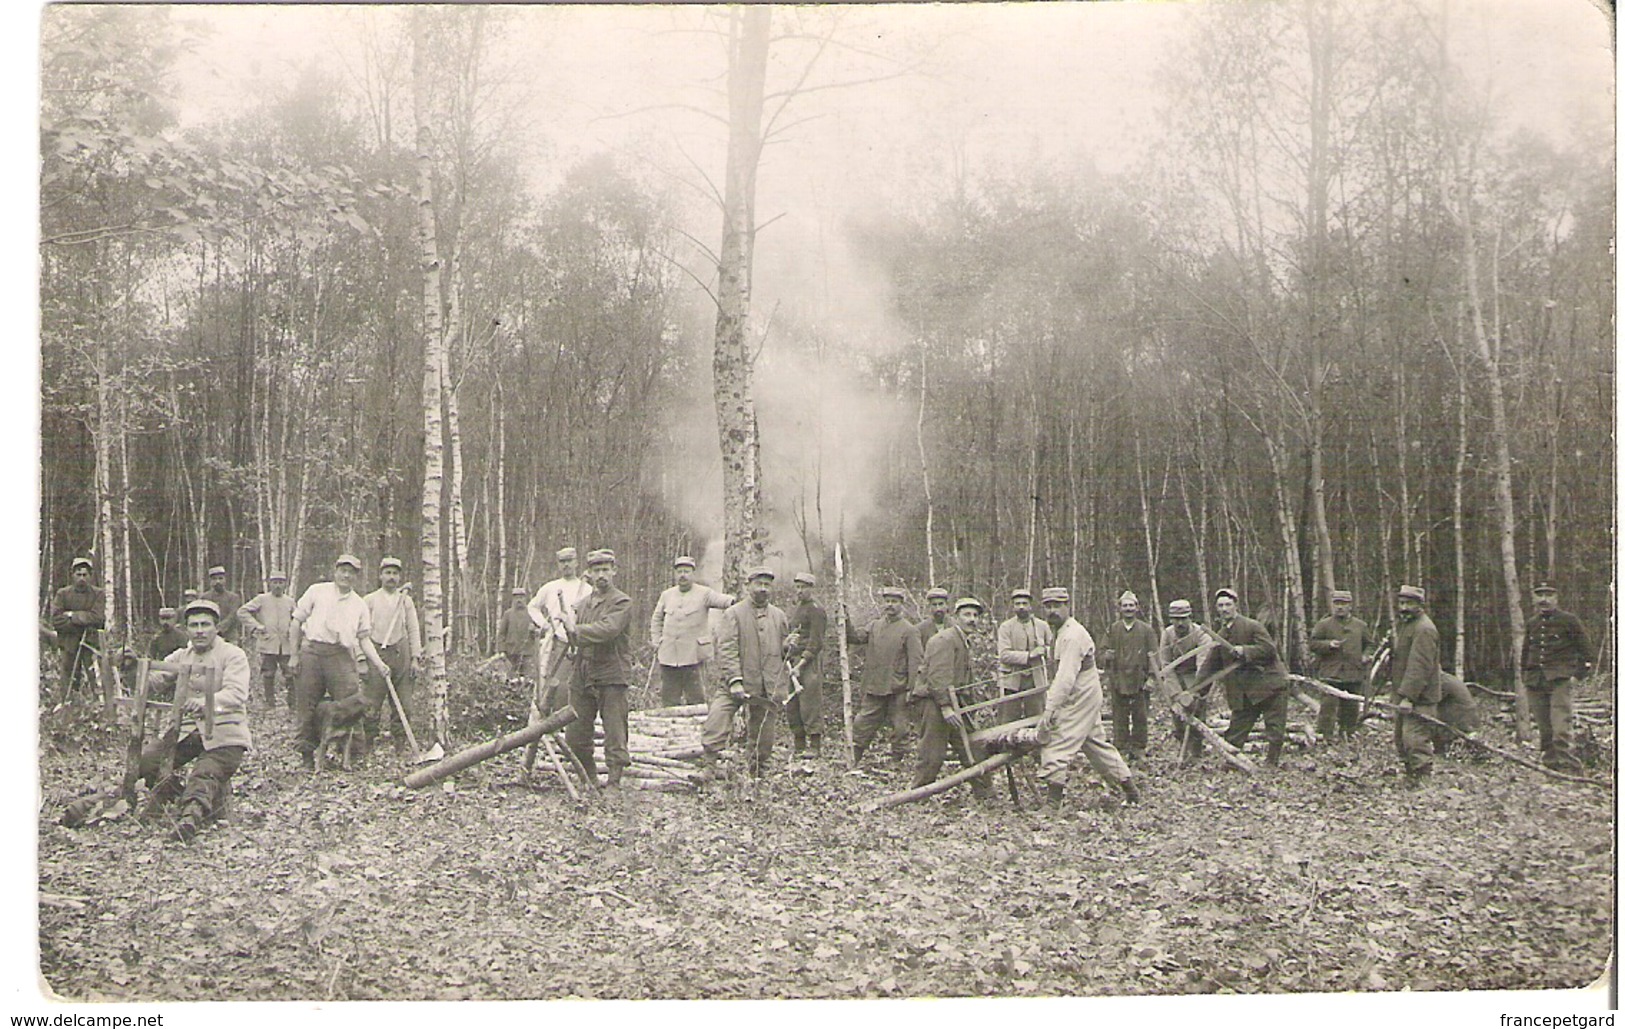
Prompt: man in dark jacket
<box><xmin>202</xmin><ymin>565</ymin><xmax>242</xmax><ymax>645</ymax></box>
<box><xmin>496</xmin><ymin>587</ymin><xmax>537</xmax><ymax>677</ymax></box>
<box><xmin>50</xmin><ymin>557</ymin><xmax>105</xmax><ymax>700</ymax></box>
<box><xmin>1309</xmin><ymin>589</ymin><xmax>1376</xmax><ymax>741</ymax></box>
<box><xmin>1101</xmin><ymin>590</ymin><xmax>1157</xmax><ymax>762</ymax></box>
<box><xmin>1204</xmin><ymin>588</ymin><xmax>1290</xmax><ymax>767</ymax></box>
<box><xmin>1390</xmin><ymin>584</ymin><xmax>1442</xmax><ymax>787</ymax></box>
<box><xmin>703</xmin><ymin>567</ymin><xmax>791</xmax><ymax>777</ymax></box>
<box><xmin>149</xmin><ymin>607</ymin><xmax>188</xmax><ymax>661</ymax></box>
<box><xmin>1520</xmin><ymin>581</ymin><xmax>1592</xmax><ymax>772</ymax></box>
<box><xmin>845</xmin><ymin>586</ymin><xmax>924</xmax><ymax>766</ymax></box>
<box><xmin>784</xmin><ymin>572</ymin><xmax>828</xmax><ymax>756</ymax></box>
<box><xmin>564</xmin><ymin>549</ymin><xmax>634</xmax><ymax>788</ymax></box>
<box><xmin>912</xmin><ymin>597</ymin><xmax>989</xmax><ymax>796</ymax></box>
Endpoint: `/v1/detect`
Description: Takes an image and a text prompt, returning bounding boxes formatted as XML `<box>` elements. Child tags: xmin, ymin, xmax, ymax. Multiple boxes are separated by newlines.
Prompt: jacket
<box><xmin>238</xmin><ymin>591</ymin><xmax>297</xmax><ymax>656</ymax></box>
<box><xmin>1390</xmin><ymin>612</ymin><xmax>1442</xmax><ymax>705</ymax></box>
<box><xmin>49</xmin><ymin>583</ymin><xmax>105</xmax><ymax>640</ymax></box>
<box><xmin>916</xmin><ymin>615</ymin><xmax>950</xmax><ymax>651</ymax></box>
<box><xmin>572</xmin><ymin>586</ymin><xmax>633</xmax><ymax>687</ymax></box>
<box><xmin>1101</xmin><ymin>617</ymin><xmax>1158</xmax><ymax>695</ymax></box>
<box><xmin>1521</xmin><ymin>609</ymin><xmax>1593</xmax><ymax>683</ymax></box>
<box><xmin>846</xmin><ymin>614</ymin><xmax>923</xmax><ymax>696</ymax></box>
<box><xmin>996</xmin><ymin>615</ymin><xmax>1052</xmax><ymax>694</ymax></box>
<box><xmin>1158</xmin><ymin>622</ymin><xmax>1213</xmax><ymax>686</ymax></box>
<box><xmin>1046</xmin><ymin>618</ymin><xmax>1102</xmax><ymax>714</ymax></box>
<box><xmin>922</xmin><ymin>624</ymin><xmax>972</xmax><ymax>706</ymax></box>
<box><xmin>649</xmin><ymin>584</ymin><xmax>733</xmax><ymax>667</ymax></box>
<box><xmin>786</xmin><ymin>600</ymin><xmax>827</xmax><ymax>668</ymax></box>
<box><xmin>497</xmin><ymin>607</ymin><xmax>536</xmax><ymax>654</ymax></box>
<box><xmin>1308</xmin><ymin>614</ymin><xmax>1374</xmax><ymax>682</ymax></box>
<box><xmin>156</xmin><ymin>638</ymin><xmax>253</xmax><ymax>751</ymax></box>
<box><xmin>149</xmin><ymin>627</ymin><xmax>188</xmax><ymax>661</ymax></box>
<box><xmin>716</xmin><ymin>599</ymin><xmax>791</xmax><ymax>701</ymax></box>
<box><xmin>203</xmin><ymin>587</ymin><xmax>243</xmax><ymax>641</ymax></box>
<box><xmin>1203</xmin><ymin>614</ymin><xmax>1287</xmax><ymax>701</ymax></box>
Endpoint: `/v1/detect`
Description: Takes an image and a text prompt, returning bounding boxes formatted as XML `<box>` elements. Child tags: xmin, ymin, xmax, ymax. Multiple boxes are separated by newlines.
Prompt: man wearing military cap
<box><xmin>1101</xmin><ymin>590</ymin><xmax>1158</xmax><ymax>763</ymax></box>
<box><xmin>913</xmin><ymin>597</ymin><xmax>991</xmax><ymax>796</ymax></box>
<box><xmin>704</xmin><ymin>567</ymin><xmax>791</xmax><ymax>777</ymax></box>
<box><xmin>202</xmin><ymin>565</ymin><xmax>243</xmax><ymax>644</ymax></box>
<box><xmin>996</xmin><ymin>588</ymin><xmax>1052</xmax><ymax>721</ymax></box>
<box><xmin>527</xmin><ymin>547</ymin><xmax>593</xmax><ymax>716</ymax></box>
<box><xmin>1390</xmin><ymin>584</ymin><xmax>1442</xmax><ymax>786</ymax></box>
<box><xmin>1309</xmin><ymin>589</ymin><xmax>1376</xmax><ymax>742</ymax></box>
<box><xmin>135</xmin><ymin>598</ymin><xmax>253</xmax><ymax>842</ymax></box>
<box><xmin>564</xmin><ymin>549</ymin><xmax>635</xmax><ymax>787</ymax></box>
<box><xmin>784</xmin><ymin>572</ymin><xmax>828</xmax><ymax>756</ymax></box>
<box><xmin>48</xmin><ymin>557</ymin><xmax>105</xmax><ymax>700</ymax></box>
<box><xmin>1158</xmin><ymin>599</ymin><xmax>1214</xmax><ymax>764</ymax></box>
<box><xmin>1036</xmin><ymin>587</ymin><xmax>1137</xmax><ymax>807</ymax></box>
<box><xmin>496</xmin><ymin>586</ymin><xmax>538</xmax><ymax>678</ymax></box>
<box><xmin>362</xmin><ymin>557</ymin><xmax>423</xmax><ymax>761</ymax></box>
<box><xmin>1203</xmin><ymin>588</ymin><xmax>1290</xmax><ymax>767</ymax></box>
<box><xmin>239</xmin><ymin>570</ymin><xmax>297</xmax><ymax>707</ymax></box>
<box><xmin>844</xmin><ymin>585</ymin><xmax>925</xmax><ymax>766</ymax></box>
<box><xmin>1520</xmin><ymin>581</ymin><xmax>1592</xmax><ymax>772</ymax></box>
<box><xmin>289</xmin><ymin>554</ymin><xmax>394</xmax><ymax>770</ymax></box>
<box><xmin>149</xmin><ymin>607</ymin><xmax>188</xmax><ymax>661</ymax></box>
<box><xmin>649</xmin><ymin>554</ymin><xmax>734</xmax><ymax>707</ymax></box>
<box><xmin>916</xmin><ymin>587</ymin><xmax>952</xmax><ymax>651</ymax></box>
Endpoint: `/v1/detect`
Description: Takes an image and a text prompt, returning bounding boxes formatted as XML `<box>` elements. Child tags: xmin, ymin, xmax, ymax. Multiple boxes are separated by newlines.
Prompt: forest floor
<box><xmin>34</xmin><ymin>666</ymin><xmax>1615</xmax><ymax>1003</ymax></box>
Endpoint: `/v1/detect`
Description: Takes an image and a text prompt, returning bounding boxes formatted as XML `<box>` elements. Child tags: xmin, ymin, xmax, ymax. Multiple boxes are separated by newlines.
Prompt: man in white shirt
<box><xmin>289</xmin><ymin>553</ymin><xmax>393</xmax><ymax>771</ymax></box>
<box><xmin>1037</xmin><ymin>586</ymin><xmax>1138</xmax><ymax>809</ymax></box>
<box><xmin>649</xmin><ymin>555</ymin><xmax>734</xmax><ymax>706</ymax></box>
<box><xmin>527</xmin><ymin>547</ymin><xmax>593</xmax><ymax>715</ymax></box>
<box><xmin>362</xmin><ymin>557</ymin><xmax>423</xmax><ymax>760</ymax></box>
<box><xmin>237</xmin><ymin>570</ymin><xmax>297</xmax><ymax>707</ymax></box>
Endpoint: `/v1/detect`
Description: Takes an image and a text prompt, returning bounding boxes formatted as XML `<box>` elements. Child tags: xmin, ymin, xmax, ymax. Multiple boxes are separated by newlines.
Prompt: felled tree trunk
<box><xmin>857</xmin><ymin>751</ymin><xmax>1017</xmax><ymax>813</ymax></box>
<box><xmin>404</xmin><ymin>706</ymin><xmax>576</xmax><ymax>789</ymax></box>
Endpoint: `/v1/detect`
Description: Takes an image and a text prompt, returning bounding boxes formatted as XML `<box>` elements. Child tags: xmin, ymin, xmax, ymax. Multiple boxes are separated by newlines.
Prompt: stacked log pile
<box><xmin>588</xmin><ymin>703</ymin><xmax>709</xmax><ymax>792</ymax></box>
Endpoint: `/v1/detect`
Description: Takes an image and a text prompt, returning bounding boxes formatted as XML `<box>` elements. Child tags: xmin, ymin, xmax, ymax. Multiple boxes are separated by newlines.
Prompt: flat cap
<box><xmin>1041</xmin><ymin>586</ymin><xmax>1070</xmax><ymax>604</ymax></box>
<box><xmin>1011</xmin><ymin>588</ymin><xmax>1033</xmax><ymax>601</ymax></box>
<box><xmin>747</xmin><ymin>566</ymin><xmax>775</xmax><ymax>582</ymax></box>
<box><xmin>925</xmin><ymin>587</ymin><xmax>950</xmax><ymax>601</ymax></box>
<box><xmin>70</xmin><ymin>556</ymin><xmax>93</xmax><ymax>570</ymax></box>
<box><xmin>334</xmin><ymin>553</ymin><xmax>362</xmax><ymax>570</ymax></box>
<box><xmin>556</xmin><ymin>547</ymin><xmax>578</xmax><ymax>562</ymax></box>
<box><xmin>267</xmin><ymin>570</ymin><xmax>288</xmax><ymax>581</ymax></box>
<box><xmin>673</xmin><ymin>555</ymin><xmax>696</xmax><ymax>569</ymax></box>
<box><xmin>1397</xmin><ymin>584</ymin><xmax>1426</xmax><ymax>602</ymax></box>
<box><xmin>793</xmin><ymin>572</ymin><xmax>816</xmax><ymax>586</ymax></box>
<box><xmin>1532</xmin><ymin>581</ymin><xmax>1558</xmax><ymax>594</ymax></box>
<box><xmin>954</xmin><ymin>596</ymin><xmax>984</xmax><ymax>613</ymax></box>
<box><xmin>182</xmin><ymin>598</ymin><xmax>221</xmax><ymax>621</ymax></box>
<box><xmin>1118</xmin><ymin>590</ymin><xmax>1140</xmax><ymax>606</ymax></box>
<box><xmin>380</xmin><ymin>557</ymin><xmax>403</xmax><ymax>571</ymax></box>
<box><xmin>182</xmin><ymin>589</ymin><xmax>199</xmax><ymax>600</ymax></box>
<box><xmin>585</xmin><ymin>549</ymin><xmax>616</xmax><ymax>566</ymax></box>
<box><xmin>157</xmin><ymin>607</ymin><xmax>177</xmax><ymax>618</ymax></box>
<box><xmin>879</xmin><ymin>586</ymin><xmax>906</xmax><ymax>600</ymax></box>
<box><xmin>207</xmin><ymin>565</ymin><xmax>227</xmax><ymax>577</ymax></box>
<box><xmin>1214</xmin><ymin>587</ymin><xmax>1239</xmax><ymax>602</ymax></box>
<box><xmin>1330</xmin><ymin>589</ymin><xmax>1353</xmax><ymax>603</ymax></box>
<box><xmin>1168</xmin><ymin>599</ymin><xmax>1193</xmax><ymax>617</ymax></box>
<box><xmin>511</xmin><ymin>587</ymin><xmax>528</xmax><ymax>596</ymax></box>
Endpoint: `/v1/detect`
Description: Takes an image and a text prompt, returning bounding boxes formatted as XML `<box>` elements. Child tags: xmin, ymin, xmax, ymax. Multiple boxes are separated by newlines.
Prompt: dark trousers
<box><xmin>567</xmin><ymin>683</ymin><xmax>629</xmax><ymax>780</ymax></box>
<box><xmin>259</xmin><ymin>653</ymin><xmax>292</xmax><ymax>706</ymax></box>
<box><xmin>538</xmin><ymin>646</ymin><xmax>574</xmax><ymax>715</ymax></box>
<box><xmin>362</xmin><ymin>643</ymin><xmax>414</xmax><ymax>748</ymax></box>
<box><xmin>1395</xmin><ymin>702</ymin><xmax>1438</xmax><ymax>776</ymax></box>
<box><xmin>786</xmin><ymin>657</ymin><xmax>823</xmax><ymax>737</ymax></box>
<box><xmin>659</xmin><ymin>663</ymin><xmax>706</xmax><ymax>707</ymax></box>
<box><xmin>912</xmin><ymin>699</ymin><xmax>986</xmax><ymax>793</ymax></box>
<box><xmin>1528</xmin><ymin>678</ymin><xmax>1577</xmax><ymax>768</ymax></box>
<box><xmin>1315</xmin><ymin>678</ymin><xmax>1365</xmax><ymax>740</ymax></box>
<box><xmin>138</xmin><ymin>730</ymin><xmax>245</xmax><ymax>820</ymax></box>
<box><xmin>1223</xmin><ymin>687</ymin><xmax>1288</xmax><ymax>759</ymax></box>
<box><xmin>57</xmin><ymin>633</ymin><xmax>98</xmax><ymax>700</ymax></box>
<box><xmin>1110</xmin><ymin>688</ymin><xmax>1149</xmax><ymax>758</ymax></box>
<box><xmin>504</xmin><ymin>651</ymin><xmax>534</xmax><ymax>679</ymax></box>
<box><xmin>852</xmin><ymin>691</ymin><xmax>913</xmax><ymax>759</ymax></box>
<box><xmin>1169</xmin><ymin>677</ymin><xmax>1212</xmax><ymax>762</ymax></box>
<box><xmin>295</xmin><ymin>642</ymin><xmax>361</xmax><ymax>757</ymax></box>
<box><xmin>701</xmin><ymin>691</ymin><xmax>780</xmax><ymax>773</ymax></box>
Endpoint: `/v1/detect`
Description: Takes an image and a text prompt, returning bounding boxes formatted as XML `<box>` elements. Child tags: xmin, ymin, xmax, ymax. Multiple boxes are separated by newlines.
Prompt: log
<box><xmin>857</xmin><ymin>751</ymin><xmax>1017</xmax><ymax>813</ymax></box>
<box><xmin>405</xmin><ymin>707</ymin><xmax>577</xmax><ymax>789</ymax></box>
<box><xmin>651</xmin><ymin>745</ymin><xmax>704</xmax><ymax>760</ymax></box>
<box><xmin>976</xmin><ymin>723</ymin><xmax>1041</xmax><ymax>753</ymax></box>
<box><xmin>1151</xmin><ymin>665</ymin><xmax>1255</xmax><ymax>773</ymax></box>
<box><xmin>970</xmin><ymin>715</ymin><xmax>1040</xmax><ymax>744</ymax></box>
<box><xmin>632</xmin><ymin>704</ymin><xmax>709</xmax><ymax>719</ymax></box>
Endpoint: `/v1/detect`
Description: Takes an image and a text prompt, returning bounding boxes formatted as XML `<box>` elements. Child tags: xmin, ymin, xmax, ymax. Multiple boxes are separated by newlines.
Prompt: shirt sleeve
<box><xmin>575</xmin><ymin>593</ymin><xmax>632</xmax><ymax>644</ymax></box>
<box><xmin>716</xmin><ymin>606</ymin><xmax>742</xmax><ymax>684</ymax></box>
<box><xmin>292</xmin><ymin>585</ymin><xmax>316</xmax><ymax>626</ymax></box>
<box><xmin>648</xmin><ymin>591</ymin><xmax>667</xmax><ymax>648</ymax></box>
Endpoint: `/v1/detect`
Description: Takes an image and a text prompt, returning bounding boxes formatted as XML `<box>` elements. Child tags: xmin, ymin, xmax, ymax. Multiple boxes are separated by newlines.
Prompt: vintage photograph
<box><xmin>33</xmin><ymin>0</ymin><xmax>1614</xmax><ymax>1013</ymax></box>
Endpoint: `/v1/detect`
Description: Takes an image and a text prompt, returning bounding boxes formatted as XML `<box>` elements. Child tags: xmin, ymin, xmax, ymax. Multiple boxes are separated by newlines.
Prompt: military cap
<box><xmin>267</xmin><ymin>570</ymin><xmax>288</xmax><ymax>582</ymax></box>
<box><xmin>1397</xmin><ymin>584</ymin><xmax>1426</xmax><ymax>603</ymax></box>
<box><xmin>925</xmin><ymin>587</ymin><xmax>950</xmax><ymax>601</ymax></box>
<box><xmin>1168</xmin><ymin>599</ymin><xmax>1193</xmax><ymax>617</ymax></box>
<box><xmin>182</xmin><ymin>598</ymin><xmax>222</xmax><ymax>622</ymax></box>
<box><xmin>1330</xmin><ymin>589</ymin><xmax>1353</xmax><ymax>603</ymax></box>
<box><xmin>334</xmin><ymin>553</ymin><xmax>362</xmax><ymax>570</ymax></box>
<box><xmin>556</xmin><ymin>547</ymin><xmax>578</xmax><ymax>562</ymax></box>
<box><xmin>208</xmin><ymin>565</ymin><xmax>226</xmax><ymax>577</ymax></box>
<box><xmin>157</xmin><ymin>607</ymin><xmax>177</xmax><ymax>618</ymax></box>
<box><xmin>1118</xmin><ymin>590</ymin><xmax>1140</xmax><ymax>606</ymax></box>
<box><xmin>1011</xmin><ymin>588</ymin><xmax>1033</xmax><ymax>601</ymax></box>
<box><xmin>1041</xmin><ymin>587</ymin><xmax>1070</xmax><ymax>604</ymax></box>
<box><xmin>380</xmin><ymin>557</ymin><xmax>404</xmax><ymax>571</ymax></box>
<box><xmin>673</xmin><ymin>555</ymin><xmax>696</xmax><ymax>569</ymax></box>
<box><xmin>585</xmin><ymin>549</ymin><xmax>616</xmax><ymax>567</ymax></box>
<box><xmin>1532</xmin><ymin>581</ymin><xmax>1558</xmax><ymax>595</ymax></box>
<box><xmin>879</xmin><ymin>586</ymin><xmax>906</xmax><ymax>600</ymax></box>
<box><xmin>511</xmin><ymin>587</ymin><xmax>528</xmax><ymax>596</ymax></box>
<box><xmin>954</xmin><ymin>596</ymin><xmax>984</xmax><ymax>613</ymax></box>
<box><xmin>1214</xmin><ymin>587</ymin><xmax>1239</xmax><ymax>602</ymax></box>
<box><xmin>182</xmin><ymin>589</ymin><xmax>199</xmax><ymax>600</ymax></box>
<box><xmin>70</xmin><ymin>556</ymin><xmax>92</xmax><ymax>571</ymax></box>
<box><xmin>793</xmin><ymin>572</ymin><xmax>816</xmax><ymax>586</ymax></box>
<box><xmin>747</xmin><ymin>566</ymin><xmax>775</xmax><ymax>582</ymax></box>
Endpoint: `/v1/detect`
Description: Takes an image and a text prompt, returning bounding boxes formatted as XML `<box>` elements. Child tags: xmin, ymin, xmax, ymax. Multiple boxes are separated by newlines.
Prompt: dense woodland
<box><xmin>39</xmin><ymin>5</ymin><xmax>1614</xmax><ymax>710</ymax></box>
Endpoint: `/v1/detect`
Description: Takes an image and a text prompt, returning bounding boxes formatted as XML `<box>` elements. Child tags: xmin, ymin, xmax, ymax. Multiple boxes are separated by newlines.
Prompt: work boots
<box><xmin>1119</xmin><ymin>777</ymin><xmax>1140</xmax><ymax>804</ymax></box>
<box><xmin>792</xmin><ymin>730</ymin><xmax>807</xmax><ymax>755</ymax></box>
<box><xmin>1045</xmin><ymin>783</ymin><xmax>1065</xmax><ymax>810</ymax></box>
<box><xmin>1266</xmin><ymin>740</ymin><xmax>1284</xmax><ymax>767</ymax></box>
<box><xmin>170</xmin><ymin>800</ymin><xmax>207</xmax><ymax>843</ymax></box>
<box><xmin>605</xmin><ymin>767</ymin><xmax>623</xmax><ymax>789</ymax></box>
<box><xmin>807</xmin><ymin>734</ymin><xmax>822</xmax><ymax>756</ymax></box>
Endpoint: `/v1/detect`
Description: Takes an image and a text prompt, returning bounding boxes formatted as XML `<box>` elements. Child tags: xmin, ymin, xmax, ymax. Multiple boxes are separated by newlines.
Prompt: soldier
<box><xmin>703</xmin><ymin>567</ymin><xmax>791</xmax><ymax>777</ymax></box>
<box><xmin>496</xmin><ymin>587</ymin><xmax>537</xmax><ymax>678</ymax></box>
<box><xmin>362</xmin><ymin>557</ymin><xmax>423</xmax><ymax>760</ymax></box>
<box><xmin>202</xmin><ymin>565</ymin><xmax>242</xmax><ymax>644</ymax></box>
<box><xmin>995</xmin><ymin>588</ymin><xmax>1051</xmax><ymax>721</ymax></box>
<box><xmin>1390</xmin><ymin>584</ymin><xmax>1442</xmax><ymax>788</ymax></box>
<box><xmin>527</xmin><ymin>547</ymin><xmax>593</xmax><ymax>715</ymax></box>
<box><xmin>238</xmin><ymin>570</ymin><xmax>297</xmax><ymax>707</ymax></box>
<box><xmin>135</xmin><ymin>599</ymin><xmax>252</xmax><ymax>843</ymax></box>
<box><xmin>288</xmin><ymin>554</ymin><xmax>393</xmax><ymax>771</ymax></box>
<box><xmin>563</xmin><ymin>549</ymin><xmax>634</xmax><ymax>788</ymax></box>
<box><xmin>1308</xmin><ymin>589</ymin><xmax>1376</xmax><ymax>741</ymax></box>
<box><xmin>1204</xmin><ymin>588</ymin><xmax>1290</xmax><ymax>767</ymax></box>
<box><xmin>149</xmin><ymin>607</ymin><xmax>188</xmax><ymax>661</ymax></box>
<box><xmin>48</xmin><ymin>557</ymin><xmax>105</xmax><ymax>700</ymax></box>
<box><xmin>1036</xmin><ymin>587</ymin><xmax>1138</xmax><ymax>808</ymax></box>
<box><xmin>1158</xmin><ymin>599</ymin><xmax>1214</xmax><ymax>765</ymax></box>
<box><xmin>844</xmin><ymin>586</ymin><xmax>924</xmax><ymax>768</ymax></box>
<box><xmin>1520</xmin><ymin>581</ymin><xmax>1592</xmax><ymax>773</ymax></box>
<box><xmin>649</xmin><ymin>555</ymin><xmax>734</xmax><ymax>707</ymax></box>
<box><xmin>1101</xmin><ymin>590</ymin><xmax>1158</xmax><ymax>763</ymax></box>
<box><xmin>913</xmin><ymin>597</ymin><xmax>990</xmax><ymax>797</ymax></box>
<box><xmin>784</xmin><ymin>572</ymin><xmax>828</xmax><ymax>756</ymax></box>
<box><xmin>916</xmin><ymin>587</ymin><xmax>951</xmax><ymax>650</ymax></box>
